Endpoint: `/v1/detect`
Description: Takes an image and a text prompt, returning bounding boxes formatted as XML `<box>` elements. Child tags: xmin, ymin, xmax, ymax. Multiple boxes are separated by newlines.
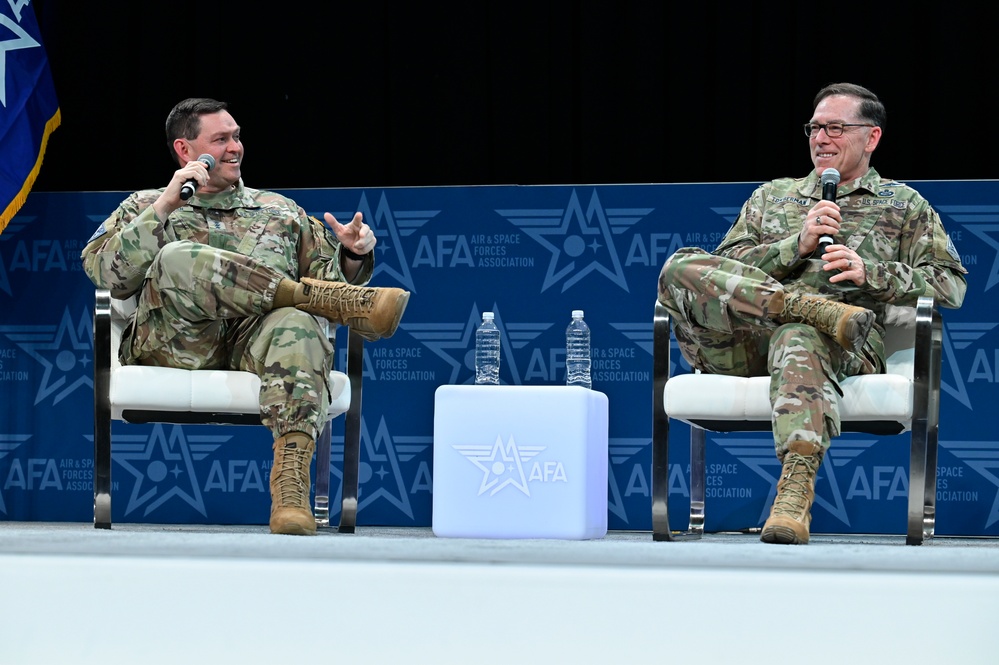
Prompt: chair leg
<box><xmin>651</xmin><ymin>301</ymin><xmax>673</xmax><ymax>540</ymax></box>
<box><xmin>93</xmin><ymin>289</ymin><xmax>112</xmax><ymax>530</ymax></box>
<box><xmin>688</xmin><ymin>426</ymin><xmax>706</xmax><ymax>537</ymax></box>
<box><xmin>907</xmin><ymin>296</ymin><xmax>942</xmax><ymax>545</ymax></box>
<box><xmin>651</xmin><ymin>415</ymin><xmax>672</xmax><ymax>541</ymax></box>
<box><xmin>93</xmin><ymin>408</ymin><xmax>112</xmax><ymax>530</ymax></box>
<box><xmin>313</xmin><ymin>421</ymin><xmax>331</xmax><ymax>529</ymax></box>
<box><xmin>338</xmin><ymin>330</ymin><xmax>364</xmax><ymax>533</ymax></box>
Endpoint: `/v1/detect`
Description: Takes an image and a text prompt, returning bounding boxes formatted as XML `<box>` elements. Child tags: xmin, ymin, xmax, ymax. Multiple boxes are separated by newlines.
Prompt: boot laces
<box><xmin>772</xmin><ymin>452</ymin><xmax>819</xmax><ymax>517</ymax></box>
<box><xmin>274</xmin><ymin>445</ymin><xmax>311</xmax><ymax>506</ymax></box>
<box><xmin>309</xmin><ymin>282</ymin><xmax>374</xmax><ymax>315</ymax></box>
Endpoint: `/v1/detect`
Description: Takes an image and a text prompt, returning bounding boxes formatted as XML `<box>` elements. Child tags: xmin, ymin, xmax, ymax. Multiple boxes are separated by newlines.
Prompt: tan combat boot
<box><xmin>269</xmin><ymin>433</ymin><xmax>317</xmax><ymax>536</ymax></box>
<box><xmin>760</xmin><ymin>440</ymin><xmax>824</xmax><ymax>545</ymax></box>
<box><xmin>297</xmin><ymin>277</ymin><xmax>410</xmax><ymax>342</ymax></box>
<box><xmin>768</xmin><ymin>292</ymin><xmax>874</xmax><ymax>354</ymax></box>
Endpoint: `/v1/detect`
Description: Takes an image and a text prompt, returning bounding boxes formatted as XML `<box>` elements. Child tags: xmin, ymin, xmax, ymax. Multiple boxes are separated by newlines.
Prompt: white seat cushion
<box><xmin>664</xmin><ymin>347</ymin><xmax>915</xmax><ymax>428</ymax></box>
<box><xmin>109</xmin><ymin>365</ymin><xmax>350</xmax><ymax>420</ymax></box>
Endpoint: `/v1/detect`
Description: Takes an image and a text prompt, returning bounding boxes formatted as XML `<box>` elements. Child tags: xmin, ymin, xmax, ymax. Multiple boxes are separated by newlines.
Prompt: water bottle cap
<box><xmin>483</xmin><ymin>311</ymin><xmax>494</xmax><ymax>320</ymax></box>
<box><xmin>572</xmin><ymin>310</ymin><xmax>584</xmax><ymax>318</ymax></box>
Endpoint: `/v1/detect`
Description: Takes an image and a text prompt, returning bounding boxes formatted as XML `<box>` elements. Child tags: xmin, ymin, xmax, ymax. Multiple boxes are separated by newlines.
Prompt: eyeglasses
<box><xmin>804</xmin><ymin>122</ymin><xmax>875</xmax><ymax>138</ymax></box>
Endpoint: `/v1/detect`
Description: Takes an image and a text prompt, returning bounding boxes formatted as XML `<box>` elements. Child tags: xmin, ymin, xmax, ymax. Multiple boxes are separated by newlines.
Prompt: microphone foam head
<box><xmin>198</xmin><ymin>154</ymin><xmax>216</xmax><ymax>170</ymax></box>
<box><xmin>821</xmin><ymin>167</ymin><xmax>840</xmax><ymax>186</ymax></box>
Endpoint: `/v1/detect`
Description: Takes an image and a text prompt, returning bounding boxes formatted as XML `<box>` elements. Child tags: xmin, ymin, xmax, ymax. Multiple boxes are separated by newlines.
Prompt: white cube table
<box><xmin>433</xmin><ymin>385</ymin><xmax>609</xmax><ymax>539</ymax></box>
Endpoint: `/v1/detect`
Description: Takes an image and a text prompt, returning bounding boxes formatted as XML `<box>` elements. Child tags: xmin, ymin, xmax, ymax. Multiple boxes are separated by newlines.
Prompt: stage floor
<box><xmin>2</xmin><ymin>523</ymin><xmax>998</xmax><ymax>663</ymax></box>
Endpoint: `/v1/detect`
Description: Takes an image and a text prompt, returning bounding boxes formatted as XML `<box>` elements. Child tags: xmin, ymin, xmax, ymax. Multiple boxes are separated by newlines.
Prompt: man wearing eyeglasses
<box><xmin>657</xmin><ymin>82</ymin><xmax>967</xmax><ymax>544</ymax></box>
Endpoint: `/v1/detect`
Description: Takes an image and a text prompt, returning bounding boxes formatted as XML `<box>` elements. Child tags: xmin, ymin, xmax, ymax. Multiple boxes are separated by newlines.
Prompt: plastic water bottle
<box><xmin>565</xmin><ymin>310</ymin><xmax>591</xmax><ymax>389</ymax></box>
<box><xmin>474</xmin><ymin>311</ymin><xmax>500</xmax><ymax>385</ymax></box>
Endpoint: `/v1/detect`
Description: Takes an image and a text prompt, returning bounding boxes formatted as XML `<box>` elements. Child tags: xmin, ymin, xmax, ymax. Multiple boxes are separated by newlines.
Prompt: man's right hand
<box><xmin>798</xmin><ymin>201</ymin><xmax>842</xmax><ymax>256</ymax></box>
<box><xmin>152</xmin><ymin>160</ymin><xmax>212</xmax><ymax>221</ymax></box>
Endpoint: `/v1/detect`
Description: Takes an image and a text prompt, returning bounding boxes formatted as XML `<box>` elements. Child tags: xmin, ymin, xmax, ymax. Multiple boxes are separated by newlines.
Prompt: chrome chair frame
<box><xmin>652</xmin><ymin>295</ymin><xmax>943</xmax><ymax>546</ymax></box>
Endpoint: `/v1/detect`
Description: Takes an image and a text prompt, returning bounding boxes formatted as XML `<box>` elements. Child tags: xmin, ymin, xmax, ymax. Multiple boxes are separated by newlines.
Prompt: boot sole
<box><xmin>760</xmin><ymin>524</ymin><xmax>809</xmax><ymax>545</ymax></box>
<box><xmin>351</xmin><ymin>291</ymin><xmax>410</xmax><ymax>341</ymax></box>
<box><xmin>270</xmin><ymin>521</ymin><xmax>317</xmax><ymax>536</ymax></box>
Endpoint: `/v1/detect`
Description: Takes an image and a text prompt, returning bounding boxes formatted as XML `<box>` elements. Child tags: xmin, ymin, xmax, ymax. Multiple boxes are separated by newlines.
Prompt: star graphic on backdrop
<box><xmin>0</xmin><ymin>13</ymin><xmax>41</xmax><ymax>107</ymax></box>
<box><xmin>8</xmin><ymin>307</ymin><xmax>92</xmax><ymax>405</ymax></box>
<box><xmin>607</xmin><ymin>436</ymin><xmax>649</xmax><ymax>524</ymax></box>
<box><xmin>324</xmin><ymin>416</ymin><xmax>431</xmax><ymax>522</ymax></box>
<box><xmin>941</xmin><ymin>440</ymin><xmax>999</xmax><ymax>529</ymax></box>
<box><xmin>937</xmin><ymin>205</ymin><xmax>999</xmax><ymax>291</ymax></box>
<box><xmin>404</xmin><ymin>305</ymin><xmax>549</xmax><ymax>385</ymax></box>
<box><xmin>115</xmin><ymin>425</ymin><xmax>208</xmax><ymax>518</ymax></box>
<box><xmin>356</xmin><ymin>416</ymin><xmax>418</xmax><ymax>519</ymax></box>
<box><xmin>963</xmin><ymin>224</ymin><xmax>999</xmax><ymax>291</ymax></box>
<box><xmin>498</xmin><ymin>189</ymin><xmax>649</xmax><ymax>293</ymax></box>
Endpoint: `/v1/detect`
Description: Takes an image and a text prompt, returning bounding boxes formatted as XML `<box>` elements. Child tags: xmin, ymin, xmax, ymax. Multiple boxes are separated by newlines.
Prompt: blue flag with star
<box><xmin>0</xmin><ymin>2</ymin><xmax>60</xmax><ymax>235</ymax></box>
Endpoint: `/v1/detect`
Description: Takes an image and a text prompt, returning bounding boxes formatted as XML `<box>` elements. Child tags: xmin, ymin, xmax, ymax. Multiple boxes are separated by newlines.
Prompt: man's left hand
<box><xmin>326</xmin><ymin>211</ymin><xmax>376</xmax><ymax>258</ymax></box>
<box><xmin>822</xmin><ymin>244</ymin><xmax>866</xmax><ymax>286</ymax></box>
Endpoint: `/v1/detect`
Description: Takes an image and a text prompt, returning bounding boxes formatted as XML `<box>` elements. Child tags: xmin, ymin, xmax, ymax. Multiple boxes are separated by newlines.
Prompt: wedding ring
<box><xmin>847</xmin><ymin>259</ymin><xmax>853</xmax><ymax>268</ymax></box>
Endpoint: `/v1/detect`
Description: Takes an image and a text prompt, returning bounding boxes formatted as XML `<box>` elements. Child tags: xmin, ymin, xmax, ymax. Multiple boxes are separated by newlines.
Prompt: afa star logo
<box><xmin>404</xmin><ymin>304</ymin><xmax>552</xmax><ymax>385</ymax></box>
<box><xmin>944</xmin><ymin>320</ymin><xmax>996</xmax><ymax>410</ymax></box>
<box><xmin>0</xmin><ymin>214</ymin><xmax>33</xmax><ymax>296</ymax></box>
<box><xmin>607</xmin><ymin>436</ymin><xmax>648</xmax><ymax>524</ymax></box>
<box><xmin>319</xmin><ymin>190</ymin><xmax>440</xmax><ymax>294</ymax></box>
<box><xmin>0</xmin><ymin>434</ymin><xmax>30</xmax><ymax>514</ymax></box>
<box><xmin>0</xmin><ymin>306</ymin><xmax>92</xmax><ymax>405</ymax></box>
<box><xmin>941</xmin><ymin>440</ymin><xmax>999</xmax><ymax>529</ymax></box>
<box><xmin>107</xmin><ymin>424</ymin><xmax>227</xmax><ymax>519</ymax></box>
<box><xmin>452</xmin><ymin>435</ymin><xmax>546</xmax><ymax>497</ymax></box>
<box><xmin>326</xmin><ymin>415</ymin><xmax>430</xmax><ymax>521</ymax></box>
<box><xmin>938</xmin><ymin>204</ymin><xmax>999</xmax><ymax>291</ymax></box>
<box><xmin>497</xmin><ymin>188</ymin><xmax>651</xmax><ymax>293</ymax></box>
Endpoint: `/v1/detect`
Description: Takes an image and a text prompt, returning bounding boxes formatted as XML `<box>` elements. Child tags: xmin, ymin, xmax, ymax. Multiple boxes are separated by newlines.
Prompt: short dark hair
<box><xmin>164</xmin><ymin>97</ymin><xmax>228</xmax><ymax>163</ymax></box>
<box><xmin>814</xmin><ymin>83</ymin><xmax>886</xmax><ymax>130</ymax></box>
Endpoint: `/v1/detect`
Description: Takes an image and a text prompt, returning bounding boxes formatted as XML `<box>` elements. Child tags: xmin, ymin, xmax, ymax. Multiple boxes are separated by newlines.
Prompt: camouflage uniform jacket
<box><xmin>714</xmin><ymin>168</ymin><xmax>968</xmax><ymax>325</ymax></box>
<box><xmin>81</xmin><ymin>179</ymin><xmax>373</xmax><ymax>298</ymax></box>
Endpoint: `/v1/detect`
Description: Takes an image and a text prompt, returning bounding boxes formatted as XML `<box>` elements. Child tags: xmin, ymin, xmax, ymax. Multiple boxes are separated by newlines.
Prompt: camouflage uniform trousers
<box><xmin>122</xmin><ymin>240</ymin><xmax>334</xmax><ymax>441</ymax></box>
<box><xmin>658</xmin><ymin>247</ymin><xmax>878</xmax><ymax>455</ymax></box>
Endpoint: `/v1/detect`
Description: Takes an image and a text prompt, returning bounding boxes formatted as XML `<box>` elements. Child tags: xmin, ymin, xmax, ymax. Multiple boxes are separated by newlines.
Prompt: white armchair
<box><xmin>652</xmin><ymin>296</ymin><xmax>942</xmax><ymax>545</ymax></box>
<box><xmin>91</xmin><ymin>289</ymin><xmax>364</xmax><ymax>532</ymax></box>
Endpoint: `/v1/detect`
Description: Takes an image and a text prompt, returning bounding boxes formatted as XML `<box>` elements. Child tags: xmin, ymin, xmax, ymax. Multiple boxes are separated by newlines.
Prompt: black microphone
<box><xmin>179</xmin><ymin>154</ymin><xmax>216</xmax><ymax>201</ymax></box>
<box><xmin>818</xmin><ymin>167</ymin><xmax>840</xmax><ymax>249</ymax></box>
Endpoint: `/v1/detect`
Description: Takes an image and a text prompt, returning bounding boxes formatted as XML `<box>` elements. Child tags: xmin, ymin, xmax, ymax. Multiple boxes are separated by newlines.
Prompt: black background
<box><xmin>30</xmin><ymin>1</ymin><xmax>995</xmax><ymax>193</ymax></box>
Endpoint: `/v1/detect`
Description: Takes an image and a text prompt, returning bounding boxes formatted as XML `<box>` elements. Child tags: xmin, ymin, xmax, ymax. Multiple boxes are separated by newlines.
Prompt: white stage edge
<box><xmin>2</xmin><ymin>525</ymin><xmax>998</xmax><ymax>664</ymax></box>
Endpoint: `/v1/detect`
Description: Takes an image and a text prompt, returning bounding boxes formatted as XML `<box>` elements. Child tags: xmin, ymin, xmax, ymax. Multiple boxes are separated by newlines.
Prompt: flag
<box><xmin>0</xmin><ymin>2</ymin><xmax>60</xmax><ymax>235</ymax></box>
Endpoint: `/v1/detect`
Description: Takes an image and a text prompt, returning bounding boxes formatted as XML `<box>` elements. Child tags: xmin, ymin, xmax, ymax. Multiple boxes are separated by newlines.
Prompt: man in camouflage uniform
<box><xmin>81</xmin><ymin>98</ymin><xmax>411</xmax><ymax>536</ymax></box>
<box><xmin>658</xmin><ymin>83</ymin><xmax>967</xmax><ymax>544</ymax></box>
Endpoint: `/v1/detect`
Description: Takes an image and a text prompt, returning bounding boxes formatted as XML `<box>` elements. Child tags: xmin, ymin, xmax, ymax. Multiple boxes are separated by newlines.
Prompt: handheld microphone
<box><xmin>179</xmin><ymin>154</ymin><xmax>217</xmax><ymax>201</ymax></box>
<box><xmin>818</xmin><ymin>167</ymin><xmax>840</xmax><ymax>249</ymax></box>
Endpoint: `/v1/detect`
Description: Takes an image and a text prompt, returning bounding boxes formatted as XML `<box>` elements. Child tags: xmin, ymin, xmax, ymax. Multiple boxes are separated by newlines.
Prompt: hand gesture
<box><xmin>325</xmin><ymin>211</ymin><xmax>375</xmax><ymax>258</ymax></box>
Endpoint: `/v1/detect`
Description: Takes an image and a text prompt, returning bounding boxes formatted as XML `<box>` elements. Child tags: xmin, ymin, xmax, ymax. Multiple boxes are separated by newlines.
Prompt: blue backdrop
<box><xmin>1</xmin><ymin>181</ymin><xmax>996</xmax><ymax>536</ymax></box>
